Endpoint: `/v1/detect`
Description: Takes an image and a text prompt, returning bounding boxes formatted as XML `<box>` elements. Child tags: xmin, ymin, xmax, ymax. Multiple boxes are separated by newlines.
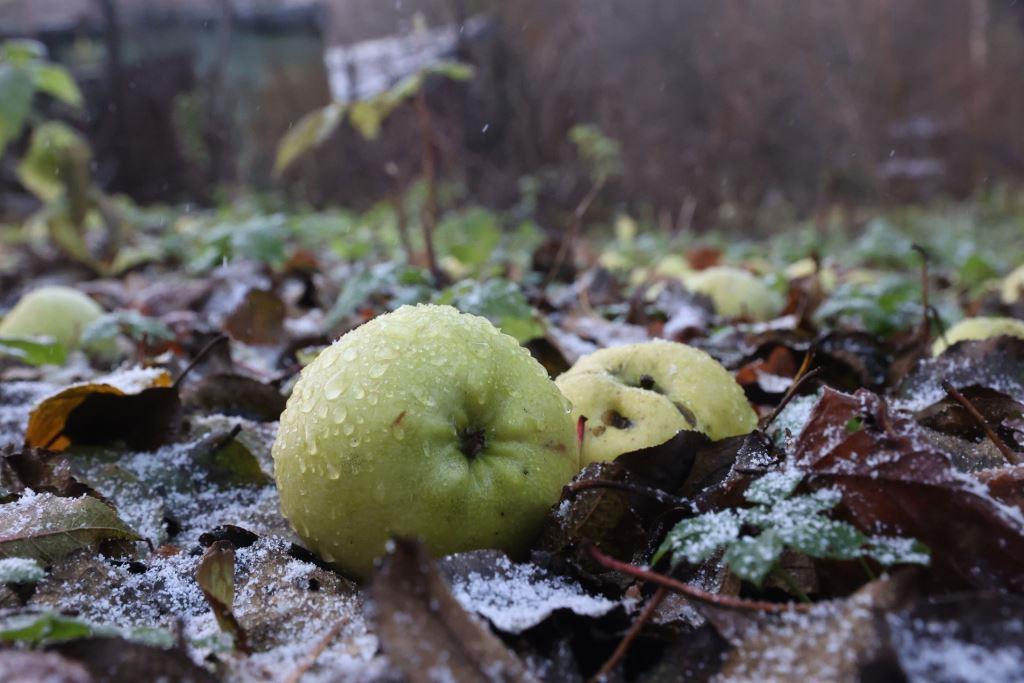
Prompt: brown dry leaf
<box><xmin>195</xmin><ymin>540</ymin><xmax>250</xmax><ymax>653</ymax></box>
<box><xmin>712</xmin><ymin>573</ymin><xmax>913</xmax><ymax>682</ymax></box>
<box><xmin>371</xmin><ymin>537</ymin><xmax>539</xmax><ymax>683</ymax></box>
<box><xmin>51</xmin><ymin>637</ymin><xmax>216</xmax><ymax>683</ymax></box>
<box><xmin>223</xmin><ymin>288</ymin><xmax>286</xmax><ymax>346</ymax></box>
<box><xmin>794</xmin><ymin>388</ymin><xmax>1024</xmax><ymax>592</ymax></box>
<box><xmin>25</xmin><ymin>368</ymin><xmax>180</xmax><ymax>452</ymax></box>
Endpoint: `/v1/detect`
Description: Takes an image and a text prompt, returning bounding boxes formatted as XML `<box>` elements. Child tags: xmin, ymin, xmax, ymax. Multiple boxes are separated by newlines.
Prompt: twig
<box><xmin>566</xmin><ymin>479</ymin><xmax>689</xmax><ymax>507</ymax></box>
<box><xmin>173</xmin><ymin>334</ymin><xmax>229</xmax><ymax>388</ymax></box>
<box><xmin>763</xmin><ymin>363</ymin><xmax>823</xmax><ymax>427</ymax></box>
<box><xmin>282</xmin><ymin>618</ymin><xmax>348</xmax><ymax>683</ymax></box>
<box><xmin>590</xmin><ymin>587</ymin><xmax>667</xmax><ymax>682</ymax></box>
<box><xmin>941</xmin><ymin>380</ymin><xmax>1021</xmax><ymax>465</ymax></box>
<box><xmin>588</xmin><ymin>545</ymin><xmax>811</xmax><ymax>613</ymax></box>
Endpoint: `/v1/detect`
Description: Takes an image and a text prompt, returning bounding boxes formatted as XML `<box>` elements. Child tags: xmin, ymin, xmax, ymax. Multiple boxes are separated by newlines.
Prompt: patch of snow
<box><xmin>449</xmin><ymin>555</ymin><xmax>618</xmax><ymax>634</ymax></box>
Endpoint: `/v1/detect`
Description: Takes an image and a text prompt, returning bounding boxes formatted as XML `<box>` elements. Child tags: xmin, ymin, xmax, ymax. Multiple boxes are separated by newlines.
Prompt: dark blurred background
<box><xmin>2</xmin><ymin>0</ymin><xmax>1022</xmax><ymax>228</ymax></box>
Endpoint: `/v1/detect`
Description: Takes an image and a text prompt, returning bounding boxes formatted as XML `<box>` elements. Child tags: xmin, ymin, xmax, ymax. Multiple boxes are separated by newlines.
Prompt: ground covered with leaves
<box><xmin>1</xmin><ymin>197</ymin><xmax>1024</xmax><ymax>682</ymax></box>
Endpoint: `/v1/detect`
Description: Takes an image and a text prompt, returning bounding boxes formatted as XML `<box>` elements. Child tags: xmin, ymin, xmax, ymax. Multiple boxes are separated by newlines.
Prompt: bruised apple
<box><xmin>556</xmin><ymin>340</ymin><xmax>757</xmax><ymax>465</ymax></box>
<box><xmin>272</xmin><ymin>304</ymin><xmax>578</xmax><ymax>578</ymax></box>
<box><xmin>932</xmin><ymin>316</ymin><xmax>1024</xmax><ymax>356</ymax></box>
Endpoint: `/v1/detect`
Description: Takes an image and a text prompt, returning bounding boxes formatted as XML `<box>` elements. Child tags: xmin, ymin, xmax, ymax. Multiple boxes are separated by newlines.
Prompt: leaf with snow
<box><xmin>440</xmin><ymin>550</ymin><xmax>620</xmax><ymax>634</ymax></box>
<box><xmin>0</xmin><ymin>492</ymin><xmax>140</xmax><ymax>564</ymax></box>
<box><xmin>371</xmin><ymin>538</ymin><xmax>538</xmax><ymax>683</ymax></box>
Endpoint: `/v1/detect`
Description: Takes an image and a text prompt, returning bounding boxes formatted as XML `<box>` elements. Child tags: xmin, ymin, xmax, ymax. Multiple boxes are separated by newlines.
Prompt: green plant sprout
<box><xmin>653</xmin><ymin>470</ymin><xmax>930</xmax><ymax>599</ymax></box>
<box><xmin>275</xmin><ymin>60</ymin><xmax>473</xmax><ymax>284</ymax></box>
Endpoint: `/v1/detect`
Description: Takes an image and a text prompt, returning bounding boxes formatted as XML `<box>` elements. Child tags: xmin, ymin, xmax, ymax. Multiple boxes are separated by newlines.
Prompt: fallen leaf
<box><xmin>793</xmin><ymin>388</ymin><xmax>1024</xmax><ymax>592</ymax></box>
<box><xmin>50</xmin><ymin>637</ymin><xmax>216</xmax><ymax>683</ymax></box>
<box><xmin>182</xmin><ymin>372</ymin><xmax>286</xmax><ymax>422</ymax></box>
<box><xmin>195</xmin><ymin>540</ymin><xmax>249</xmax><ymax>653</ymax></box>
<box><xmin>0</xmin><ymin>492</ymin><xmax>139</xmax><ymax>564</ymax></box>
<box><xmin>439</xmin><ymin>550</ymin><xmax>622</xmax><ymax>634</ymax></box>
<box><xmin>25</xmin><ymin>367</ymin><xmax>181</xmax><ymax>451</ymax></box>
<box><xmin>712</xmin><ymin>573</ymin><xmax>912</xmax><ymax>682</ymax></box>
<box><xmin>223</xmin><ymin>288</ymin><xmax>286</xmax><ymax>346</ymax></box>
<box><xmin>371</xmin><ymin>537</ymin><xmax>539</xmax><ymax>683</ymax></box>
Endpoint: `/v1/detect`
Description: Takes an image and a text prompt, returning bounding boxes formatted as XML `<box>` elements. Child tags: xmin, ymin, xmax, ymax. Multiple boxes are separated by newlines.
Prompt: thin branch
<box><xmin>590</xmin><ymin>587</ymin><xmax>667</xmax><ymax>682</ymax></box>
<box><xmin>587</xmin><ymin>545</ymin><xmax>811</xmax><ymax>613</ymax></box>
<box><xmin>941</xmin><ymin>380</ymin><xmax>1021</xmax><ymax>465</ymax></box>
<box><xmin>763</xmin><ymin>365</ymin><xmax>823</xmax><ymax>427</ymax></box>
<box><xmin>173</xmin><ymin>334</ymin><xmax>229</xmax><ymax>388</ymax></box>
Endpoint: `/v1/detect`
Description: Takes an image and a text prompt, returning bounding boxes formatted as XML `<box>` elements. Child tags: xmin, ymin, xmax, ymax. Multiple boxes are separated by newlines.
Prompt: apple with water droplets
<box><xmin>556</xmin><ymin>340</ymin><xmax>757</xmax><ymax>465</ymax></box>
<box><xmin>272</xmin><ymin>304</ymin><xmax>579</xmax><ymax>578</ymax></box>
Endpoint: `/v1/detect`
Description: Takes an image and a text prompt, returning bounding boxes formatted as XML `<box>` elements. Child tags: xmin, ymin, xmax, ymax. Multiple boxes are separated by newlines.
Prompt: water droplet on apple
<box><xmin>369</xmin><ymin>363</ymin><xmax>386</xmax><ymax>378</ymax></box>
<box><xmin>342</xmin><ymin>347</ymin><xmax>357</xmax><ymax>362</ymax></box>
<box><xmin>324</xmin><ymin>374</ymin><xmax>346</xmax><ymax>400</ymax></box>
<box><xmin>349</xmin><ymin>437</ymin><xmax>360</xmax><ymax>447</ymax></box>
<box><xmin>368</xmin><ymin>393</ymin><xmax>378</xmax><ymax>406</ymax></box>
<box><xmin>353</xmin><ymin>383</ymin><xmax>366</xmax><ymax>400</ymax></box>
<box><xmin>393</xmin><ymin>424</ymin><xmax>405</xmax><ymax>441</ymax></box>
<box><xmin>342</xmin><ymin>423</ymin><xmax>355</xmax><ymax>436</ymax></box>
<box><xmin>332</xmin><ymin>406</ymin><xmax>347</xmax><ymax>424</ymax></box>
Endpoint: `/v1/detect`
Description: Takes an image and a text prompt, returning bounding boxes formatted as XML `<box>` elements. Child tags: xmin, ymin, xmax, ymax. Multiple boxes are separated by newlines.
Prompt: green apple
<box><xmin>555</xmin><ymin>340</ymin><xmax>757</xmax><ymax>465</ymax></box>
<box><xmin>272</xmin><ymin>304</ymin><xmax>578</xmax><ymax>578</ymax></box>
<box><xmin>1002</xmin><ymin>264</ymin><xmax>1024</xmax><ymax>305</ymax></box>
<box><xmin>0</xmin><ymin>286</ymin><xmax>104</xmax><ymax>351</ymax></box>
<box><xmin>684</xmin><ymin>266</ymin><xmax>783</xmax><ymax>320</ymax></box>
<box><xmin>932</xmin><ymin>316</ymin><xmax>1024</xmax><ymax>356</ymax></box>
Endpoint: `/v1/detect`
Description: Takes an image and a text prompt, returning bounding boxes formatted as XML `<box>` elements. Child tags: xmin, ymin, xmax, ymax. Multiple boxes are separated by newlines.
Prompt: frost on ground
<box><xmin>443</xmin><ymin>551</ymin><xmax>621</xmax><ymax>634</ymax></box>
<box><xmin>30</xmin><ymin>538</ymin><xmax>381</xmax><ymax>682</ymax></box>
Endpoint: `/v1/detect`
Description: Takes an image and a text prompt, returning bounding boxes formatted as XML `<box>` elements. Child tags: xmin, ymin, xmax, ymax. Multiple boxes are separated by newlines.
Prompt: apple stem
<box><xmin>763</xmin><ymin>365</ymin><xmax>823</xmax><ymax>427</ymax></box>
<box><xmin>566</xmin><ymin>479</ymin><xmax>689</xmax><ymax>507</ymax></box>
<box><xmin>587</xmin><ymin>544</ymin><xmax>811</xmax><ymax>613</ymax></box>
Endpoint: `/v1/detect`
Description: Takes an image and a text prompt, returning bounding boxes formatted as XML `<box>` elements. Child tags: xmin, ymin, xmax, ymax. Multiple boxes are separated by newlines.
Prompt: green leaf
<box><xmin>0</xmin><ymin>335</ymin><xmax>67</xmax><ymax>366</ymax></box>
<box><xmin>1</xmin><ymin>39</ymin><xmax>47</xmax><ymax>63</ymax></box>
<box><xmin>0</xmin><ymin>612</ymin><xmax>93</xmax><ymax>645</ymax></box>
<box><xmin>273</xmin><ymin>102</ymin><xmax>346</xmax><ymax>175</ymax></box>
<box><xmin>743</xmin><ymin>469</ymin><xmax>803</xmax><ymax>506</ymax></box>
<box><xmin>652</xmin><ymin>509</ymin><xmax>742</xmax><ymax>567</ymax></box>
<box><xmin>863</xmin><ymin>536</ymin><xmax>931</xmax><ymax>567</ymax></box>
<box><xmin>349</xmin><ymin>97</ymin><xmax>394</xmax><ymax>141</ymax></box>
<box><xmin>16</xmin><ymin>121</ymin><xmax>91</xmax><ymax>202</ymax></box>
<box><xmin>723</xmin><ymin>531</ymin><xmax>784</xmax><ymax>586</ymax></box>
<box><xmin>324</xmin><ymin>261</ymin><xmax>432</xmax><ymax>329</ymax></box>
<box><xmin>434</xmin><ymin>279</ymin><xmax>545</xmax><ymax>343</ymax></box>
<box><xmin>33</xmin><ymin>64</ymin><xmax>83</xmax><ymax>108</ymax></box>
<box><xmin>0</xmin><ymin>64</ymin><xmax>34</xmax><ymax>156</ymax></box>
<box><xmin>425</xmin><ymin>61</ymin><xmax>475</xmax><ymax>81</ymax></box>
<box><xmin>0</xmin><ymin>492</ymin><xmax>140</xmax><ymax>564</ymax></box>
<box><xmin>435</xmin><ymin>207</ymin><xmax>503</xmax><ymax>268</ymax></box>
<box><xmin>80</xmin><ymin>311</ymin><xmax>174</xmax><ymax>348</ymax></box>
